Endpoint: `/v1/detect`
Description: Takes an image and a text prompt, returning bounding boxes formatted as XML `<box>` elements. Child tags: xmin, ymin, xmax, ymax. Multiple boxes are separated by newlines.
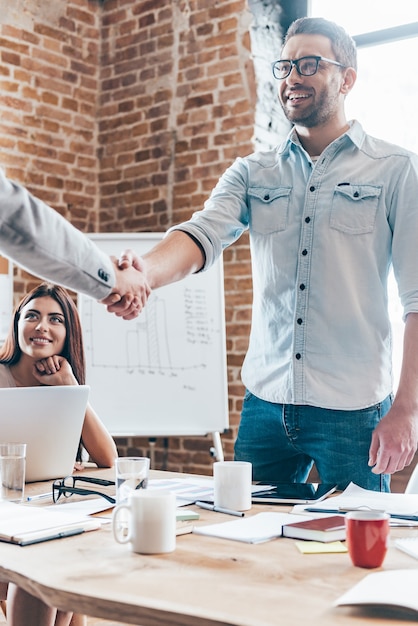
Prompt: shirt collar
<box><xmin>279</xmin><ymin>119</ymin><xmax>365</xmax><ymax>156</ymax></box>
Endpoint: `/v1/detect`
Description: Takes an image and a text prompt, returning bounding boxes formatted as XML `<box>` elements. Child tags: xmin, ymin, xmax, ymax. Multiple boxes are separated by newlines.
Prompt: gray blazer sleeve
<box><xmin>0</xmin><ymin>169</ymin><xmax>115</xmax><ymax>300</ymax></box>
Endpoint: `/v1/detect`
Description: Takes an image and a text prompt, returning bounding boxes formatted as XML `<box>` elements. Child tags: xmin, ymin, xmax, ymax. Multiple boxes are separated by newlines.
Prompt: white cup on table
<box><xmin>113</xmin><ymin>489</ymin><xmax>176</xmax><ymax>554</ymax></box>
<box><xmin>213</xmin><ymin>461</ymin><xmax>252</xmax><ymax>511</ymax></box>
<box><xmin>0</xmin><ymin>442</ymin><xmax>26</xmax><ymax>503</ymax></box>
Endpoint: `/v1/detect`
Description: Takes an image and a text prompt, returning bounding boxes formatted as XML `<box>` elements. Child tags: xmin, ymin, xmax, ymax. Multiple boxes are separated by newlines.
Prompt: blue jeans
<box><xmin>234</xmin><ymin>391</ymin><xmax>392</xmax><ymax>492</ymax></box>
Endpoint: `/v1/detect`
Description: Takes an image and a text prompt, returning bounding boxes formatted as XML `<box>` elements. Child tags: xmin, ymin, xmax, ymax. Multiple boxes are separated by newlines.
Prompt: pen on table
<box><xmin>195</xmin><ymin>501</ymin><xmax>245</xmax><ymax>517</ymax></box>
<box><xmin>304</xmin><ymin>507</ymin><xmax>418</xmax><ymax>522</ymax></box>
<box><xmin>20</xmin><ymin>528</ymin><xmax>85</xmax><ymax>546</ymax></box>
<box><xmin>26</xmin><ymin>492</ymin><xmax>51</xmax><ymax>502</ymax></box>
<box><xmin>304</xmin><ymin>507</ymin><xmax>346</xmax><ymax>514</ymax></box>
<box><xmin>304</xmin><ymin>507</ymin><xmax>385</xmax><ymax>514</ymax></box>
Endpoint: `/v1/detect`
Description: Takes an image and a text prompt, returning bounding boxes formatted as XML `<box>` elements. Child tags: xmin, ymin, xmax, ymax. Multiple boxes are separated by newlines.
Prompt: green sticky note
<box><xmin>176</xmin><ymin>509</ymin><xmax>200</xmax><ymax>521</ymax></box>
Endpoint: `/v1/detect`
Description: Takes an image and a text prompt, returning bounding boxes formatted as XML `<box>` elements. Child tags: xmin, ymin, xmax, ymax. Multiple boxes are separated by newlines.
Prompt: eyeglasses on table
<box><xmin>52</xmin><ymin>475</ymin><xmax>116</xmax><ymax>504</ymax></box>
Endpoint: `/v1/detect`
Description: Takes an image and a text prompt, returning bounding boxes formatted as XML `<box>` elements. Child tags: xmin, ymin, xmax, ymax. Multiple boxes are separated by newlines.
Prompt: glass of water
<box><xmin>115</xmin><ymin>456</ymin><xmax>150</xmax><ymax>504</ymax></box>
<box><xmin>0</xmin><ymin>442</ymin><xmax>26</xmax><ymax>503</ymax></box>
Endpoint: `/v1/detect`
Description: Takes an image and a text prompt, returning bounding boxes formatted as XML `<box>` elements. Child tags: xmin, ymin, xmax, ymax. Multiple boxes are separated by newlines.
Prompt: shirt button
<box><xmin>299</xmin><ymin>284</ymin><xmax>305</xmax><ymax>291</ymax></box>
<box><xmin>309</xmin><ymin>186</ymin><xmax>315</xmax><ymax>192</ymax></box>
<box><xmin>302</xmin><ymin>249</ymin><xmax>308</xmax><ymax>256</ymax></box>
<box><xmin>295</xmin><ymin>353</ymin><xmax>301</xmax><ymax>360</ymax></box>
<box><xmin>354</xmin><ymin>191</ymin><xmax>359</xmax><ymax>197</ymax></box>
<box><xmin>305</xmin><ymin>217</ymin><xmax>311</xmax><ymax>223</ymax></box>
<box><xmin>297</xmin><ymin>318</ymin><xmax>303</xmax><ymax>325</ymax></box>
<box><xmin>264</xmin><ymin>194</ymin><xmax>270</xmax><ymax>201</ymax></box>
<box><xmin>98</xmin><ymin>269</ymin><xmax>110</xmax><ymax>282</ymax></box>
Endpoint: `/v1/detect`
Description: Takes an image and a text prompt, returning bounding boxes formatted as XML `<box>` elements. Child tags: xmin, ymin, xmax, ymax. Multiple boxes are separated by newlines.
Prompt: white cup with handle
<box><xmin>113</xmin><ymin>489</ymin><xmax>176</xmax><ymax>554</ymax></box>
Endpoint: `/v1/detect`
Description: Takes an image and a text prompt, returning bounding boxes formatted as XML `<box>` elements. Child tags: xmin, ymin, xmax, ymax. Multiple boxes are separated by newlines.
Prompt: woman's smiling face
<box><xmin>17</xmin><ymin>296</ymin><xmax>66</xmax><ymax>360</ymax></box>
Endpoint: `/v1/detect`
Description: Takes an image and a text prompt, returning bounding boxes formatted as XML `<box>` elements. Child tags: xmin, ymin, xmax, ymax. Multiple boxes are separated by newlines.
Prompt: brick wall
<box><xmin>98</xmin><ymin>0</ymin><xmax>257</xmax><ymax>473</ymax></box>
<box><xmin>0</xmin><ymin>0</ymin><xmax>258</xmax><ymax>476</ymax></box>
<box><xmin>0</xmin><ymin>0</ymin><xmax>101</xmax><ymax>296</ymax></box>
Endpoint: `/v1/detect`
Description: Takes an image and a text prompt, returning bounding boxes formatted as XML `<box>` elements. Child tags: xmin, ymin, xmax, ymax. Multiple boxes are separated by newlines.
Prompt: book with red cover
<box><xmin>282</xmin><ymin>515</ymin><xmax>346</xmax><ymax>542</ymax></box>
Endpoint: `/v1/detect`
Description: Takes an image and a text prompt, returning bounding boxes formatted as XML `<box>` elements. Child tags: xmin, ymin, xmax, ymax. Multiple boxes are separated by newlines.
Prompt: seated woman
<box><xmin>0</xmin><ymin>282</ymin><xmax>118</xmax><ymax>626</ymax></box>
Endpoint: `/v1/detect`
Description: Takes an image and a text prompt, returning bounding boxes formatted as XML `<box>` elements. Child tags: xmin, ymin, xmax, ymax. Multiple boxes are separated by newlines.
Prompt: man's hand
<box><xmin>368</xmin><ymin>404</ymin><xmax>418</xmax><ymax>474</ymax></box>
<box><xmin>370</xmin><ymin>313</ymin><xmax>418</xmax><ymax>474</ymax></box>
<box><xmin>101</xmin><ymin>233</ymin><xmax>203</xmax><ymax>320</ymax></box>
<box><xmin>117</xmin><ymin>248</ymin><xmax>145</xmax><ymax>272</ymax></box>
<box><xmin>100</xmin><ymin>255</ymin><xmax>151</xmax><ymax>320</ymax></box>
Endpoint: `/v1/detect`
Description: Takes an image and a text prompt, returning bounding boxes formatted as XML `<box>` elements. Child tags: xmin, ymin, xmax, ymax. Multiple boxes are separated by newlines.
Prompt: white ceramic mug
<box><xmin>213</xmin><ymin>461</ymin><xmax>252</xmax><ymax>511</ymax></box>
<box><xmin>113</xmin><ymin>489</ymin><xmax>176</xmax><ymax>554</ymax></box>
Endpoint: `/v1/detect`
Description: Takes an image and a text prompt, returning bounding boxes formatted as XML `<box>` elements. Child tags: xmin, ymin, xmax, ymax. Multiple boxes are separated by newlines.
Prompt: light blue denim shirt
<box><xmin>170</xmin><ymin>121</ymin><xmax>418</xmax><ymax>409</ymax></box>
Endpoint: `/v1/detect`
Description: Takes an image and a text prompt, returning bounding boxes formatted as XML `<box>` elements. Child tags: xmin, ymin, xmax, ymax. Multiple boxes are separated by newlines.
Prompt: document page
<box><xmin>335</xmin><ymin>569</ymin><xmax>418</xmax><ymax>613</ymax></box>
<box><xmin>193</xmin><ymin>512</ymin><xmax>304</xmax><ymax>544</ymax></box>
<box><xmin>0</xmin><ymin>501</ymin><xmax>101</xmax><ymax>545</ymax></box>
<box><xmin>302</xmin><ymin>482</ymin><xmax>418</xmax><ymax>521</ymax></box>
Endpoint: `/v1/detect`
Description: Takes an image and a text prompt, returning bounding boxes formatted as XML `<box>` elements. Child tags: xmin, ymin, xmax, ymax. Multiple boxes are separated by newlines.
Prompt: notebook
<box><xmin>0</xmin><ymin>385</ymin><xmax>89</xmax><ymax>482</ymax></box>
<box><xmin>0</xmin><ymin>500</ymin><xmax>100</xmax><ymax>545</ymax></box>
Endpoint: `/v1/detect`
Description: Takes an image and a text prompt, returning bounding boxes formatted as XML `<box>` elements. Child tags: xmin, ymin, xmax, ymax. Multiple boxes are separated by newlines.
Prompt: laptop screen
<box><xmin>0</xmin><ymin>385</ymin><xmax>89</xmax><ymax>482</ymax></box>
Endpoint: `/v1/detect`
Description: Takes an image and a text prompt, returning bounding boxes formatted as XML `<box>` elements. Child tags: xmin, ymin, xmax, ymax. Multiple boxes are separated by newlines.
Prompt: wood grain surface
<box><xmin>0</xmin><ymin>468</ymin><xmax>417</xmax><ymax>626</ymax></box>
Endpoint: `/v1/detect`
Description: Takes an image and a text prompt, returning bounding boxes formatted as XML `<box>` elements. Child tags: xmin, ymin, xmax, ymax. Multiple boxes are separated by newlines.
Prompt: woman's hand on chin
<box><xmin>32</xmin><ymin>355</ymin><xmax>78</xmax><ymax>386</ymax></box>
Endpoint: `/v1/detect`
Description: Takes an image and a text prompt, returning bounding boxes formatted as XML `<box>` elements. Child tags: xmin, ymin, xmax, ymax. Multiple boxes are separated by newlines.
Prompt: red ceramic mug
<box><xmin>345</xmin><ymin>510</ymin><xmax>390</xmax><ymax>568</ymax></box>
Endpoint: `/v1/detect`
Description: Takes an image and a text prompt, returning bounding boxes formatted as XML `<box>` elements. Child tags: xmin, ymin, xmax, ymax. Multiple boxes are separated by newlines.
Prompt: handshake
<box><xmin>100</xmin><ymin>249</ymin><xmax>150</xmax><ymax>321</ymax></box>
<box><xmin>98</xmin><ymin>231</ymin><xmax>204</xmax><ymax>321</ymax></box>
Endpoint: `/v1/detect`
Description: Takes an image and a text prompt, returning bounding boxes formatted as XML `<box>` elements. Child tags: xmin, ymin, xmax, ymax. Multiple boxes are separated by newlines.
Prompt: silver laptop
<box><xmin>0</xmin><ymin>385</ymin><xmax>89</xmax><ymax>482</ymax></box>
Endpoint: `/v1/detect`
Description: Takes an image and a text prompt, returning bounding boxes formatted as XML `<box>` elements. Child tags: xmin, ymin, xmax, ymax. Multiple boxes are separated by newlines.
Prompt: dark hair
<box><xmin>0</xmin><ymin>282</ymin><xmax>85</xmax><ymax>385</ymax></box>
<box><xmin>284</xmin><ymin>17</ymin><xmax>357</xmax><ymax>71</ymax></box>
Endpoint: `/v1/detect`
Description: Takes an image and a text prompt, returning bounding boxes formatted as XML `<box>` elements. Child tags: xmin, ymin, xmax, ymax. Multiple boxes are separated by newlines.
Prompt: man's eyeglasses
<box><xmin>52</xmin><ymin>475</ymin><xmax>116</xmax><ymax>504</ymax></box>
<box><xmin>272</xmin><ymin>55</ymin><xmax>346</xmax><ymax>80</ymax></box>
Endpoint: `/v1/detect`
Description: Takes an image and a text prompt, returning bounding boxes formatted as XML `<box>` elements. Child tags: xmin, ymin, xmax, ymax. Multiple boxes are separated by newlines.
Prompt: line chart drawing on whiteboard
<box><xmin>83</xmin><ymin>287</ymin><xmax>218</xmax><ymax>377</ymax></box>
<box><xmin>78</xmin><ymin>233</ymin><xmax>229</xmax><ymax>440</ymax></box>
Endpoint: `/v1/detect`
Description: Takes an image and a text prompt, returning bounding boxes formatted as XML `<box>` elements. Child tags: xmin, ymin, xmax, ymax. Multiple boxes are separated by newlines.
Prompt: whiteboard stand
<box><xmin>209</xmin><ymin>431</ymin><xmax>224</xmax><ymax>462</ymax></box>
<box><xmin>148</xmin><ymin>438</ymin><xmax>157</xmax><ymax>468</ymax></box>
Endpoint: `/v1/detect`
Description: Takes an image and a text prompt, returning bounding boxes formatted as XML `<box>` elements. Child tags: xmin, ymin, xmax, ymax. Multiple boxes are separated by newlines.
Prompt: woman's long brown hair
<box><xmin>0</xmin><ymin>282</ymin><xmax>85</xmax><ymax>385</ymax></box>
<box><xmin>0</xmin><ymin>283</ymin><xmax>87</xmax><ymax>461</ymax></box>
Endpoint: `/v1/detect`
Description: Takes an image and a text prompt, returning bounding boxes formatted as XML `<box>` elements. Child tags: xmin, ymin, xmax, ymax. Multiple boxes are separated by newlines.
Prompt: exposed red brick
<box><xmin>1</xmin><ymin>0</ymin><xmax>256</xmax><ymax>475</ymax></box>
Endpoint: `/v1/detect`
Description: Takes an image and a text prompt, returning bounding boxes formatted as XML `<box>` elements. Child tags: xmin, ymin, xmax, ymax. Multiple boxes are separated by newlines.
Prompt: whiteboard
<box><xmin>78</xmin><ymin>233</ymin><xmax>229</xmax><ymax>437</ymax></box>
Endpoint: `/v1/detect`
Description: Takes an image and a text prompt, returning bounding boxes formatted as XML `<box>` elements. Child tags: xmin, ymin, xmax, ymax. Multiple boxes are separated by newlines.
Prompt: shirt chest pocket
<box><xmin>330</xmin><ymin>184</ymin><xmax>382</xmax><ymax>235</ymax></box>
<box><xmin>248</xmin><ymin>186</ymin><xmax>291</xmax><ymax>234</ymax></box>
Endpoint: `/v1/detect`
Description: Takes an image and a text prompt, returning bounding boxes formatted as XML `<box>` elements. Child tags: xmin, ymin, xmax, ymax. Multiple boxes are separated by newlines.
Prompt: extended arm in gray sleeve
<box><xmin>0</xmin><ymin>169</ymin><xmax>115</xmax><ymax>300</ymax></box>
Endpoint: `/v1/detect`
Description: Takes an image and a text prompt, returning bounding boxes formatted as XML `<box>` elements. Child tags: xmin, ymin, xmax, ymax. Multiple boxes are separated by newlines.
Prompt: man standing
<box><xmin>114</xmin><ymin>17</ymin><xmax>418</xmax><ymax>490</ymax></box>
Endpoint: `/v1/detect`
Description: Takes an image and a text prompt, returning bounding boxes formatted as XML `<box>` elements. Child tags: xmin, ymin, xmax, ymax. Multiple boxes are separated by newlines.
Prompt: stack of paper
<box><xmin>301</xmin><ymin>482</ymin><xmax>418</xmax><ymax>522</ymax></box>
<box><xmin>148</xmin><ymin>478</ymin><xmax>272</xmax><ymax>507</ymax></box>
<box><xmin>193</xmin><ymin>512</ymin><xmax>303</xmax><ymax>544</ymax></box>
<box><xmin>0</xmin><ymin>501</ymin><xmax>101</xmax><ymax>545</ymax></box>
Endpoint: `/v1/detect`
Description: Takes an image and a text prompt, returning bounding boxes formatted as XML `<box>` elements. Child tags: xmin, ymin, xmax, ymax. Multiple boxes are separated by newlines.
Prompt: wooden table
<box><xmin>1</xmin><ymin>467</ymin><xmax>418</xmax><ymax>626</ymax></box>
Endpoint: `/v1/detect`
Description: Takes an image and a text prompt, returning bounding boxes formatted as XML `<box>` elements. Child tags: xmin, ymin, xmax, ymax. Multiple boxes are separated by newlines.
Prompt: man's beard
<box><xmin>280</xmin><ymin>85</ymin><xmax>340</xmax><ymax>128</ymax></box>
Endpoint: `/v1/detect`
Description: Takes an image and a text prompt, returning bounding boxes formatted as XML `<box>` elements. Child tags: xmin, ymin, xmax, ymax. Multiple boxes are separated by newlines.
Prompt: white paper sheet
<box><xmin>335</xmin><ymin>569</ymin><xmax>418</xmax><ymax>613</ymax></box>
<box><xmin>193</xmin><ymin>512</ymin><xmax>304</xmax><ymax>544</ymax></box>
<box><xmin>300</xmin><ymin>482</ymin><xmax>418</xmax><ymax>521</ymax></box>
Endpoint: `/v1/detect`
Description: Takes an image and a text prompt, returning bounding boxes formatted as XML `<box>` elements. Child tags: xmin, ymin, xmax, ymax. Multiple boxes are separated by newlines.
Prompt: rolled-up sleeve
<box><xmin>388</xmin><ymin>153</ymin><xmax>418</xmax><ymax>319</ymax></box>
<box><xmin>168</xmin><ymin>157</ymin><xmax>250</xmax><ymax>270</ymax></box>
